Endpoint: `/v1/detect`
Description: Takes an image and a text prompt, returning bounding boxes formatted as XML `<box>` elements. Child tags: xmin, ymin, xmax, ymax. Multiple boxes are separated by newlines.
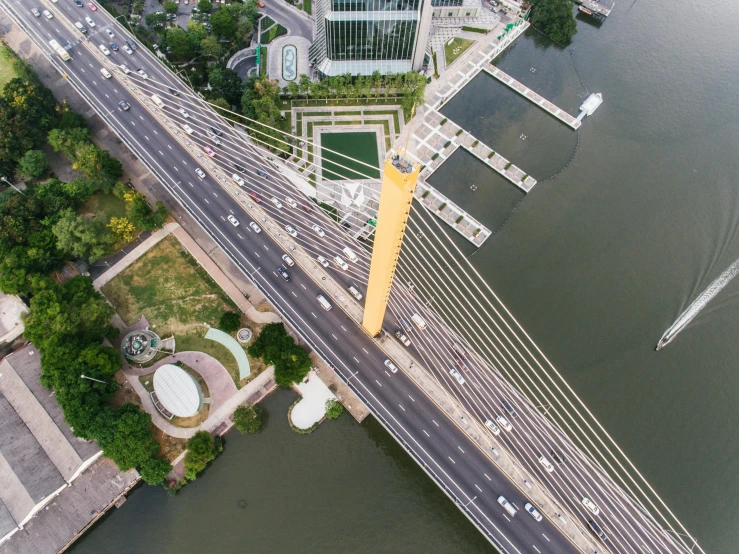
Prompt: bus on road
<box><xmin>49</xmin><ymin>39</ymin><xmax>71</xmax><ymax>61</ymax></box>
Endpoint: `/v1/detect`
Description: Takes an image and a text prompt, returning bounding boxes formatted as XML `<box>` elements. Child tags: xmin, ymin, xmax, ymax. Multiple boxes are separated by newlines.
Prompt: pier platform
<box><xmin>483</xmin><ymin>64</ymin><xmax>582</xmax><ymax>129</ymax></box>
<box><xmin>576</xmin><ymin>0</ymin><xmax>614</xmax><ymax>17</ymax></box>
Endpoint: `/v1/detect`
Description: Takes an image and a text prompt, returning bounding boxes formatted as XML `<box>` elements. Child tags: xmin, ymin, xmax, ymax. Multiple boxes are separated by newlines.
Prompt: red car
<box><xmin>204</xmin><ymin>146</ymin><xmax>216</xmax><ymax>158</ymax></box>
<box><xmin>87</xmin><ymin>2</ymin><xmax>97</xmax><ymax>10</ymax></box>
<box><xmin>300</xmin><ymin>203</ymin><xmax>313</xmax><ymax>214</ymax></box>
<box><xmin>258</xmin><ymin>1</ymin><xmax>265</xmax><ymax>7</ymax></box>
<box><xmin>249</xmin><ymin>192</ymin><xmax>262</xmax><ymax>202</ymax></box>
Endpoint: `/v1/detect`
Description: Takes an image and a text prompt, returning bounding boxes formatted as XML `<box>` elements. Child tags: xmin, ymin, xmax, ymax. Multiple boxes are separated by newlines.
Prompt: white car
<box><xmin>137</xmin><ymin>68</ymin><xmax>148</xmax><ymax>79</ymax></box>
<box><xmin>249</xmin><ymin>222</ymin><xmax>261</xmax><ymax>234</ymax></box>
<box><xmin>106</xmin><ymin>28</ymin><xmax>115</xmax><ymax>38</ymax></box>
<box><xmin>285</xmin><ymin>196</ymin><xmax>298</xmax><ymax>208</ymax></box>
<box><xmin>538</xmin><ymin>455</ymin><xmax>554</xmax><ymax>473</ymax></box>
<box><xmin>99</xmin><ymin>44</ymin><xmax>110</xmax><ymax>55</ymax></box>
<box><xmin>317</xmin><ymin>255</ymin><xmax>329</xmax><ymax>268</ymax></box>
<box><xmin>311</xmin><ymin>224</ymin><xmax>325</xmax><ymax>237</ymax></box>
<box><xmin>581</xmin><ymin>497</ymin><xmax>600</xmax><ymax>516</ymax></box>
<box><xmin>195</xmin><ymin>168</ymin><xmax>206</xmax><ymax>179</ymax></box>
<box><xmin>449</xmin><ymin>367</ymin><xmax>465</xmax><ymax>385</ymax></box>
<box><xmin>281</xmin><ymin>254</ymin><xmax>294</xmax><ymax>267</ymax></box>
<box><xmin>284</xmin><ymin>225</ymin><xmax>297</xmax><ymax>238</ymax></box>
<box><xmin>31</xmin><ymin>8</ymin><xmax>40</xmax><ymax>16</ymax></box>
<box><xmin>119</xmin><ymin>64</ymin><xmax>131</xmax><ymax>74</ymax></box>
<box><xmin>42</xmin><ymin>9</ymin><xmax>53</xmax><ymax>19</ymax></box>
<box><xmin>383</xmin><ymin>359</ymin><xmax>398</xmax><ymax>373</ymax></box>
<box><xmin>100</xmin><ymin>68</ymin><xmax>112</xmax><ymax>79</ymax></box>
<box><xmin>524</xmin><ymin>503</ymin><xmax>542</xmax><ymax>522</ymax></box>
<box><xmin>178</xmin><ymin>108</ymin><xmax>190</xmax><ymax>118</ymax></box>
<box><xmin>395</xmin><ymin>330</ymin><xmax>411</xmax><ymax>346</ymax></box>
<box><xmin>85</xmin><ymin>16</ymin><xmax>95</xmax><ymax>26</ymax></box>
<box><xmin>182</xmin><ymin>123</ymin><xmax>194</xmax><ymax>135</ymax></box>
<box><xmin>231</xmin><ymin>173</ymin><xmax>245</xmax><ymax>186</ymax></box>
<box><xmin>227</xmin><ymin>215</ymin><xmax>239</xmax><ymax>227</ymax></box>
<box><xmin>496</xmin><ymin>414</ymin><xmax>513</xmax><ymax>432</ymax></box>
<box><xmin>123</xmin><ymin>44</ymin><xmax>133</xmax><ymax>54</ymax></box>
<box><xmin>270</xmin><ymin>197</ymin><xmax>283</xmax><ymax>209</ymax></box>
<box><xmin>484</xmin><ymin>419</ymin><xmax>501</xmax><ymax>435</ymax></box>
<box><xmin>333</xmin><ymin>256</ymin><xmax>348</xmax><ymax>270</ymax></box>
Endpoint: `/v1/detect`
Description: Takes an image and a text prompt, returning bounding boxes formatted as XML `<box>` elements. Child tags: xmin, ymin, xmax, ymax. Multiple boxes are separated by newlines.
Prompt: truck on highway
<box><xmin>411</xmin><ymin>313</ymin><xmax>427</xmax><ymax>330</ymax></box>
<box><xmin>49</xmin><ymin>39</ymin><xmax>71</xmax><ymax>62</ymax></box>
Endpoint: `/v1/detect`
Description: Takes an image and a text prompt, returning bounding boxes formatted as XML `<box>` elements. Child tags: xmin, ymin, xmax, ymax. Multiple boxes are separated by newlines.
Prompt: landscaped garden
<box><xmin>444</xmin><ymin>37</ymin><xmax>476</xmax><ymax>67</ymax></box>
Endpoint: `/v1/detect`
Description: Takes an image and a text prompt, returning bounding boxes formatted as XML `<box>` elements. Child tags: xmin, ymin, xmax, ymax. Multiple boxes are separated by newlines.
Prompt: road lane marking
<box><xmin>458</xmin><ymin>446</ymin><xmax>465</xmax><ymax>454</ymax></box>
<box><xmin>167</xmin><ymin>144</ymin><xmax>172</xmax><ymax>150</ymax></box>
<box><xmin>254</xmin><ymin>252</ymin><xmax>260</xmax><ymax>258</ymax></box>
<box><xmin>542</xmin><ymin>534</ymin><xmax>550</xmax><ymax>542</ymax></box>
<box><xmin>362</xmin><ymin>347</ymin><xmax>368</xmax><ymax>354</ymax></box>
<box><xmin>375</xmin><ymin>379</ymin><xmax>382</xmax><ymax>387</ymax></box>
<box><xmin>213</xmin><ymin>192</ymin><xmax>218</xmax><ymax>197</ymax></box>
<box><xmin>311</xmin><ymin>312</ymin><xmax>317</xmax><ymax>318</ymax></box>
<box><xmin>220</xmin><ymin>216</ymin><xmax>225</xmax><ymax>221</ymax></box>
<box><xmin>484</xmin><ymin>473</ymin><xmax>491</xmax><ymax>481</ymax></box>
<box><xmin>173</xmin><ymin>166</ymin><xmax>178</xmax><ymax>172</ymax></box>
<box><xmin>398</xmin><ymin>404</ymin><xmax>405</xmax><ymax>411</ymax></box>
<box><xmin>532</xmin><ymin>546</ymin><xmax>540</xmax><ymax>554</ymax></box>
<box><xmin>331</xmin><ymin>334</ymin><xmax>337</xmax><ymax>340</ymax></box>
<box><xmin>474</xmin><ymin>484</ymin><xmax>482</xmax><ymax>492</ymax></box>
<box><xmin>188</xmin><ymin>182</ymin><xmax>194</xmax><ymax>188</ymax></box>
<box><xmin>432</xmin><ymin>420</ymin><xmax>439</xmax><ymax>427</ymax></box>
<box><xmin>341</xmin><ymin>325</ymin><xmax>347</xmax><ymax>331</ymax></box>
<box><xmin>352</xmin><ymin>356</ymin><xmax>359</xmax><ymax>363</ymax></box>
<box><xmin>236</xmin><ymin>233</ymin><xmax>242</xmax><ymax>239</ymax></box>
<box><xmin>408</xmin><ymin>395</ymin><xmax>415</xmax><ymax>402</ymax></box>
<box><xmin>384</xmin><ymin>371</ymin><xmax>390</xmax><ymax>377</ymax></box>
<box><xmin>291</xmin><ymin>291</ymin><xmax>297</xmax><ymax>298</ymax></box>
<box><xmin>512</xmin><ymin>502</ymin><xmax>519</xmax><ymax>510</ymax></box>
<box><xmin>158</xmin><ymin>150</ymin><xmax>163</xmax><ymax>156</ymax></box>
<box><xmin>204</xmin><ymin>198</ymin><xmax>209</xmax><ymax>204</ymax></box>
<box><xmin>153</xmin><ymin>130</ymin><xmax>158</xmax><ymax>135</ymax></box>
<box><xmin>423</xmin><ymin>430</ymin><xmax>429</xmax><ymax>437</ymax></box>
<box><xmin>300</xmin><ymin>284</ymin><xmax>306</xmax><ymax>290</ymax></box>
<box><xmin>503</xmin><ymin>516</ymin><xmax>510</xmax><ymax>523</ymax></box>
<box><xmin>144</xmin><ymin>135</ymin><xmax>149</xmax><ymax>140</ymax></box>
<box><xmin>131</xmin><ymin>121</ymin><xmax>136</xmax><ymax>126</ymax></box>
<box><xmin>183</xmin><ymin>160</ymin><xmax>187</xmax><ymax>165</ymax></box>
<box><xmin>448</xmin><ymin>456</ymin><xmax>455</xmax><ymax>464</ymax></box>
<box><xmin>104</xmin><ymin>93</ymin><xmax>109</xmax><ymax>98</ymax></box>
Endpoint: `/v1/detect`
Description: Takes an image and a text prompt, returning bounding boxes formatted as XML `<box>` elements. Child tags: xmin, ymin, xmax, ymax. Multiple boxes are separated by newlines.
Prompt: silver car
<box><xmin>383</xmin><ymin>359</ymin><xmax>398</xmax><ymax>373</ymax></box>
<box><xmin>524</xmin><ymin>503</ymin><xmax>542</xmax><ymax>522</ymax></box>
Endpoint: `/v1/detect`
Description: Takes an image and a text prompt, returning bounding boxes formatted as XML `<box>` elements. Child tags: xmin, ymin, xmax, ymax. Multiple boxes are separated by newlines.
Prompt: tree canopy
<box><xmin>18</xmin><ymin>150</ymin><xmax>49</xmax><ymax>178</ymax></box>
<box><xmin>531</xmin><ymin>0</ymin><xmax>578</xmax><ymax>44</ymax></box>
<box><xmin>184</xmin><ymin>431</ymin><xmax>222</xmax><ymax>479</ymax></box>
<box><xmin>248</xmin><ymin>323</ymin><xmax>312</xmax><ymax>387</ymax></box>
<box><xmin>233</xmin><ymin>405</ymin><xmax>266</xmax><ymax>434</ymax></box>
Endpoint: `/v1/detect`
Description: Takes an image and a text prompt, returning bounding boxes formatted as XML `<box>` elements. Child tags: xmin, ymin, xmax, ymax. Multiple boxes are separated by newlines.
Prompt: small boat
<box><xmin>579</xmin><ymin>6</ymin><xmax>593</xmax><ymax>15</ymax></box>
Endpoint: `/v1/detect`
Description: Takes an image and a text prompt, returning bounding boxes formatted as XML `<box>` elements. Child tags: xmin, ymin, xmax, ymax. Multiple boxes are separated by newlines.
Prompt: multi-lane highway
<box><xmin>0</xmin><ymin>2</ymin><xmax>696</xmax><ymax>553</ymax></box>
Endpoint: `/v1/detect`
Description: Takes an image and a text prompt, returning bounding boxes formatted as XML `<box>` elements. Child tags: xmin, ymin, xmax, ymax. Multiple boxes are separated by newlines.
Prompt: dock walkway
<box><xmin>483</xmin><ymin>64</ymin><xmax>581</xmax><ymax>129</ymax></box>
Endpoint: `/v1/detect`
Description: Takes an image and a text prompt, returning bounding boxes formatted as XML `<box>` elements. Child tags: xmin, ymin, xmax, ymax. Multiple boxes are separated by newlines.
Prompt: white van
<box><xmin>497</xmin><ymin>496</ymin><xmax>517</xmax><ymax>517</ymax></box>
<box><xmin>317</xmin><ymin>294</ymin><xmax>332</xmax><ymax>311</ymax></box>
<box><xmin>100</xmin><ymin>68</ymin><xmax>112</xmax><ymax>79</ymax></box>
<box><xmin>151</xmin><ymin>94</ymin><xmax>164</xmax><ymax>107</ymax></box>
<box><xmin>75</xmin><ymin>21</ymin><xmax>87</xmax><ymax>33</ymax></box>
<box><xmin>348</xmin><ymin>285</ymin><xmax>362</xmax><ymax>301</ymax></box>
<box><xmin>342</xmin><ymin>247</ymin><xmax>358</xmax><ymax>263</ymax></box>
<box><xmin>411</xmin><ymin>313</ymin><xmax>427</xmax><ymax>330</ymax></box>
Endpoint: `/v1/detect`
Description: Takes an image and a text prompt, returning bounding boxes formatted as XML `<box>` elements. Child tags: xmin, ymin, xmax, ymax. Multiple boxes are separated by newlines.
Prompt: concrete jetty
<box><xmin>483</xmin><ymin>64</ymin><xmax>582</xmax><ymax>129</ymax></box>
<box><xmin>576</xmin><ymin>0</ymin><xmax>615</xmax><ymax>18</ymax></box>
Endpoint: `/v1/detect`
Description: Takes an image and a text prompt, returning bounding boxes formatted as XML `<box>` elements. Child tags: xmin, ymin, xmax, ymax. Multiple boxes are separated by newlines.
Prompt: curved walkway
<box><xmin>205</xmin><ymin>327</ymin><xmax>251</xmax><ymax>379</ymax></box>
<box><xmin>123</xmin><ymin>352</ymin><xmax>274</xmax><ymax>439</ymax></box>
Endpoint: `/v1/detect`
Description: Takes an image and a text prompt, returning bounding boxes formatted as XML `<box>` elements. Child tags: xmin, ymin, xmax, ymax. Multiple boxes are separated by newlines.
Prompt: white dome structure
<box><xmin>153</xmin><ymin>364</ymin><xmax>202</xmax><ymax>417</ymax></box>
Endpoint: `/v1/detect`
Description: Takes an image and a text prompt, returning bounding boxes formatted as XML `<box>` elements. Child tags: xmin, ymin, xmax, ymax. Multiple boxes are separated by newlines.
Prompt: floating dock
<box><xmin>483</xmin><ymin>64</ymin><xmax>582</xmax><ymax>129</ymax></box>
<box><xmin>575</xmin><ymin>93</ymin><xmax>603</xmax><ymax>122</ymax></box>
<box><xmin>574</xmin><ymin>0</ymin><xmax>615</xmax><ymax>17</ymax></box>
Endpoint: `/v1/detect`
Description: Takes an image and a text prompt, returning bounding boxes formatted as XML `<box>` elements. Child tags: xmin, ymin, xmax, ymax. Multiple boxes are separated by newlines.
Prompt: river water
<box><xmin>72</xmin><ymin>2</ymin><xmax>737</xmax><ymax>552</ymax></box>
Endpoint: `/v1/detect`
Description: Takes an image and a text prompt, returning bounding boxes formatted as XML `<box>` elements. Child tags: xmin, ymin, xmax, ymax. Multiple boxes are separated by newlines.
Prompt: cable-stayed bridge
<box><xmin>0</xmin><ymin>2</ymin><xmax>703</xmax><ymax>552</ymax></box>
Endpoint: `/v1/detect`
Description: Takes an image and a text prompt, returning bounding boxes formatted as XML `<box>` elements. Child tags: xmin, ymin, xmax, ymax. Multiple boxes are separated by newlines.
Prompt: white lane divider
<box><xmin>448</xmin><ymin>456</ymin><xmax>456</xmax><ymax>464</ymax></box>
<box><xmin>484</xmin><ymin>473</ymin><xmax>491</xmax><ymax>481</ymax></box>
<box><xmin>432</xmin><ymin>420</ymin><xmax>439</xmax><ymax>427</ymax></box>
<box><xmin>475</xmin><ymin>484</ymin><xmax>482</xmax><ymax>492</ymax></box>
<box><xmin>423</xmin><ymin>430</ymin><xmax>429</xmax><ymax>437</ymax></box>
<box><xmin>408</xmin><ymin>395</ymin><xmax>415</xmax><ymax>402</ymax></box>
<box><xmin>375</xmin><ymin>379</ymin><xmax>382</xmax><ymax>387</ymax></box>
<box><xmin>399</xmin><ymin>404</ymin><xmax>405</xmax><ymax>412</ymax></box>
<box><xmin>458</xmin><ymin>446</ymin><xmax>465</xmax><ymax>454</ymax></box>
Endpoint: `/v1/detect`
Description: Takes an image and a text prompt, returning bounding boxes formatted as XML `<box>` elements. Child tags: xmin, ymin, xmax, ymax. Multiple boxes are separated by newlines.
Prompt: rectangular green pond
<box><xmin>319</xmin><ymin>132</ymin><xmax>380</xmax><ymax>181</ymax></box>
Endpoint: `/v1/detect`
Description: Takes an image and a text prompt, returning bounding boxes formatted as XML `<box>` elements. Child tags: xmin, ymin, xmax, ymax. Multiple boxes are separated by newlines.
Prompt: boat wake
<box><xmin>656</xmin><ymin>257</ymin><xmax>739</xmax><ymax>350</ymax></box>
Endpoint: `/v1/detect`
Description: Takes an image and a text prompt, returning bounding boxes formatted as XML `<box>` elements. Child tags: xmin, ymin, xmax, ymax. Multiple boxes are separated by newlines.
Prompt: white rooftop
<box><xmin>153</xmin><ymin>364</ymin><xmax>201</xmax><ymax>417</ymax></box>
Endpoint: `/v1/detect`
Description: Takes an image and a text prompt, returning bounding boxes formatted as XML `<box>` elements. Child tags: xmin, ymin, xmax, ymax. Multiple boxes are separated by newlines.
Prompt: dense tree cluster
<box><xmin>233</xmin><ymin>405</ymin><xmax>266</xmax><ymax>434</ymax></box>
<box><xmin>183</xmin><ymin>431</ymin><xmax>223</xmax><ymax>479</ymax></box>
<box><xmin>218</xmin><ymin>311</ymin><xmax>241</xmax><ymax>333</ymax></box>
<box><xmin>248</xmin><ymin>323</ymin><xmax>312</xmax><ymax>387</ymax></box>
<box><xmin>0</xmin><ymin>52</ymin><xmax>172</xmax><ymax>483</ymax></box>
<box><xmin>530</xmin><ymin>0</ymin><xmax>578</xmax><ymax>44</ymax></box>
<box><xmin>324</xmin><ymin>399</ymin><xmax>344</xmax><ymax>420</ymax></box>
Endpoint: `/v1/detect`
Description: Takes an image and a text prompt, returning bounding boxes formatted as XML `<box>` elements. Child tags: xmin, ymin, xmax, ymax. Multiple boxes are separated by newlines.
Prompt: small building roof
<box><xmin>153</xmin><ymin>364</ymin><xmax>202</xmax><ymax>417</ymax></box>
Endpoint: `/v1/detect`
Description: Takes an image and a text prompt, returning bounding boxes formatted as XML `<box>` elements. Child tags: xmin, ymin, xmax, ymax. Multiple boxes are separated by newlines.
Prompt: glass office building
<box><xmin>310</xmin><ymin>0</ymin><xmax>433</xmax><ymax>76</ymax></box>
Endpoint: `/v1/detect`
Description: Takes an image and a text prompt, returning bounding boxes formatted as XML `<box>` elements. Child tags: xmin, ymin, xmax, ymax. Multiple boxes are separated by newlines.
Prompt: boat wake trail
<box><xmin>656</xmin><ymin>257</ymin><xmax>739</xmax><ymax>350</ymax></box>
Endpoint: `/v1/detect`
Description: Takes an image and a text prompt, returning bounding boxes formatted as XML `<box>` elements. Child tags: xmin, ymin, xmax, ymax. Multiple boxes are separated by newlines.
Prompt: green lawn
<box><xmin>320</xmin><ymin>132</ymin><xmax>380</xmax><ymax>181</ymax></box>
<box><xmin>259</xmin><ymin>46</ymin><xmax>268</xmax><ymax>75</ymax></box>
<box><xmin>101</xmin><ymin>234</ymin><xmax>237</xmax><ymax>336</ymax></box>
<box><xmin>260</xmin><ymin>15</ymin><xmax>276</xmax><ymax>29</ymax></box>
<box><xmin>80</xmin><ymin>192</ymin><xmax>128</xmax><ymax>222</ymax></box>
<box><xmin>444</xmin><ymin>37</ymin><xmax>476</xmax><ymax>67</ymax></box>
<box><xmin>0</xmin><ymin>52</ymin><xmax>18</xmax><ymax>95</ymax></box>
<box><xmin>302</xmin><ymin>0</ymin><xmax>312</xmax><ymax>15</ymax></box>
<box><xmin>260</xmin><ymin>24</ymin><xmax>287</xmax><ymax>44</ymax></box>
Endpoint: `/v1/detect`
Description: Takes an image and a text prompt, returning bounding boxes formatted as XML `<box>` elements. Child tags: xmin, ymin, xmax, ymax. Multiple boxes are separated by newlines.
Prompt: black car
<box><xmin>109</xmin><ymin>42</ymin><xmax>119</xmax><ymax>51</ymax></box>
<box><xmin>588</xmin><ymin>520</ymin><xmax>607</xmax><ymax>542</ymax></box>
<box><xmin>234</xmin><ymin>163</ymin><xmax>245</xmax><ymax>173</ymax></box>
<box><xmin>277</xmin><ymin>267</ymin><xmax>291</xmax><ymax>281</ymax></box>
<box><xmin>550</xmin><ymin>449</ymin><xmax>568</xmax><ymax>464</ymax></box>
<box><xmin>118</xmin><ymin>101</ymin><xmax>130</xmax><ymax>111</ymax></box>
<box><xmin>502</xmin><ymin>399</ymin><xmax>518</xmax><ymax>418</ymax></box>
<box><xmin>168</xmin><ymin>87</ymin><xmax>180</xmax><ymax>96</ymax></box>
<box><xmin>210</xmin><ymin>126</ymin><xmax>223</xmax><ymax>136</ymax></box>
<box><xmin>74</xmin><ymin>0</ymin><xmax>83</xmax><ymax>6</ymax></box>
